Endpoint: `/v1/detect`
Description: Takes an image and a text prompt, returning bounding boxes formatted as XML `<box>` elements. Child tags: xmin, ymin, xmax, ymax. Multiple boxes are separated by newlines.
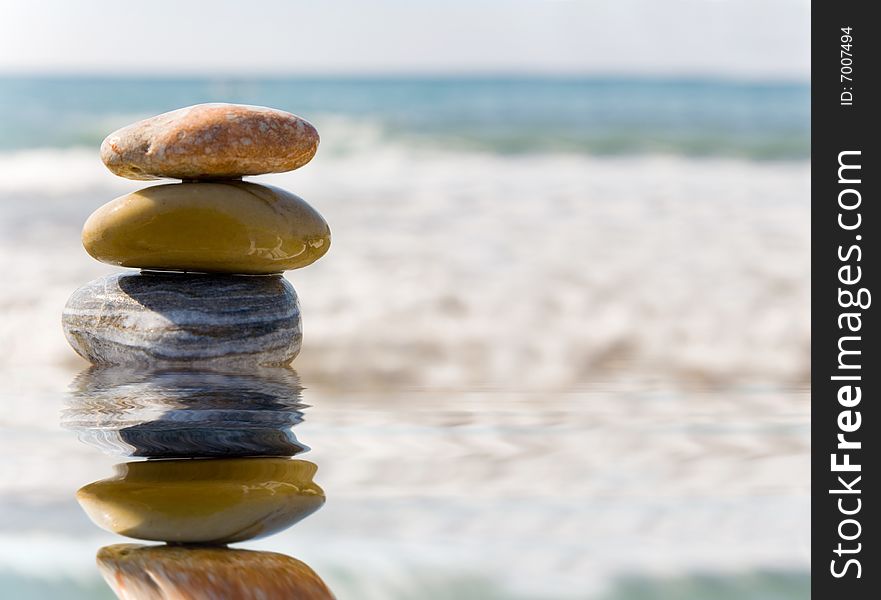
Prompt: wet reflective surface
<box><xmin>0</xmin><ymin>373</ymin><xmax>810</xmax><ymax>599</ymax></box>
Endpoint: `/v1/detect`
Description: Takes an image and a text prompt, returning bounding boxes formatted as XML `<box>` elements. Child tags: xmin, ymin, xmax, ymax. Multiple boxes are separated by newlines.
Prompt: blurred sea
<box><xmin>0</xmin><ymin>77</ymin><xmax>809</xmax><ymax>599</ymax></box>
<box><xmin>0</xmin><ymin>76</ymin><xmax>809</xmax><ymax>158</ymax></box>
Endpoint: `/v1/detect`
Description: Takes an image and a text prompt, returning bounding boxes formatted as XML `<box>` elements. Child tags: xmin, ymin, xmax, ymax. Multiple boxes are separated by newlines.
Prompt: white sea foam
<box><xmin>0</xmin><ymin>148</ymin><xmax>126</xmax><ymax>196</ymax></box>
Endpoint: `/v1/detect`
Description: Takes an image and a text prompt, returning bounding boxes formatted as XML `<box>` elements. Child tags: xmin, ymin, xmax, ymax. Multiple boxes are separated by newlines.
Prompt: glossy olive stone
<box><xmin>82</xmin><ymin>181</ymin><xmax>330</xmax><ymax>274</ymax></box>
<box><xmin>100</xmin><ymin>103</ymin><xmax>319</xmax><ymax>181</ymax></box>
<box><xmin>82</xmin><ymin>181</ymin><xmax>330</xmax><ymax>275</ymax></box>
<box><xmin>62</xmin><ymin>272</ymin><xmax>302</xmax><ymax>367</ymax></box>
<box><xmin>97</xmin><ymin>544</ymin><xmax>335</xmax><ymax>600</ymax></box>
<box><xmin>77</xmin><ymin>458</ymin><xmax>325</xmax><ymax>544</ymax></box>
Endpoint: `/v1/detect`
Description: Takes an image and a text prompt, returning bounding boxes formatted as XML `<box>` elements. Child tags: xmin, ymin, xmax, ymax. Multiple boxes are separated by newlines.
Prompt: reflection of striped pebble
<box><xmin>62</xmin><ymin>366</ymin><xmax>308</xmax><ymax>459</ymax></box>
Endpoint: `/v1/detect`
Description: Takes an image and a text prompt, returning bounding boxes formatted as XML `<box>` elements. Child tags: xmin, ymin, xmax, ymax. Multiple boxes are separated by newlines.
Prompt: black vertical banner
<box><xmin>813</xmin><ymin>2</ymin><xmax>878</xmax><ymax>597</ymax></box>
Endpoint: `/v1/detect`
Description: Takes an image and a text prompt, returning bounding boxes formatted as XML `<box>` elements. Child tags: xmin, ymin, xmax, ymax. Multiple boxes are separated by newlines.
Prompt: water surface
<box><xmin>0</xmin><ymin>76</ymin><xmax>809</xmax><ymax>159</ymax></box>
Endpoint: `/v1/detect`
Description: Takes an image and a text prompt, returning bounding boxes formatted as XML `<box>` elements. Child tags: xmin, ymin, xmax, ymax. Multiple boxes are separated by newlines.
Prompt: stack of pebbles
<box><xmin>62</xmin><ymin>103</ymin><xmax>330</xmax><ymax>367</ymax></box>
<box><xmin>59</xmin><ymin>104</ymin><xmax>336</xmax><ymax>599</ymax></box>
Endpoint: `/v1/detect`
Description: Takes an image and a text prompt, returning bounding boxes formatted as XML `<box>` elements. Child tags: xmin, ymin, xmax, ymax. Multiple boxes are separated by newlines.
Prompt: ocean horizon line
<box><xmin>0</xmin><ymin>70</ymin><xmax>810</xmax><ymax>87</ymax></box>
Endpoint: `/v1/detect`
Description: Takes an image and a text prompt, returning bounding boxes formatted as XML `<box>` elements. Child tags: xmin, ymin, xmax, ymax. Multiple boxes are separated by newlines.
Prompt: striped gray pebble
<box><xmin>62</xmin><ymin>272</ymin><xmax>302</xmax><ymax>367</ymax></box>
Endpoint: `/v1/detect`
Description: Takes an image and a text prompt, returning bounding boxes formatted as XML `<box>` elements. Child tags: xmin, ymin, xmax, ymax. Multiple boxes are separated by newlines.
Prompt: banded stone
<box><xmin>62</xmin><ymin>272</ymin><xmax>302</xmax><ymax>367</ymax></box>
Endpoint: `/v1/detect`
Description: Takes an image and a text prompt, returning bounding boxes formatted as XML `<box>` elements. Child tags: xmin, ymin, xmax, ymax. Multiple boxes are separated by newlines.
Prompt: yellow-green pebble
<box><xmin>82</xmin><ymin>181</ymin><xmax>330</xmax><ymax>274</ymax></box>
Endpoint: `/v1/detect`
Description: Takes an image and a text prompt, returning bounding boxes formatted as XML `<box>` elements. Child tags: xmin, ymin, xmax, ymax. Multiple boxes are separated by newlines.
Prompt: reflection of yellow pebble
<box><xmin>82</xmin><ymin>182</ymin><xmax>331</xmax><ymax>274</ymax></box>
<box><xmin>98</xmin><ymin>544</ymin><xmax>335</xmax><ymax>600</ymax></box>
<box><xmin>77</xmin><ymin>458</ymin><xmax>325</xmax><ymax>544</ymax></box>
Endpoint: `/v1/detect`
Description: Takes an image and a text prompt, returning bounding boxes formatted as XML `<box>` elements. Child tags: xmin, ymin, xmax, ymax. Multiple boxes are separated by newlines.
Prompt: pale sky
<box><xmin>0</xmin><ymin>0</ymin><xmax>809</xmax><ymax>78</ymax></box>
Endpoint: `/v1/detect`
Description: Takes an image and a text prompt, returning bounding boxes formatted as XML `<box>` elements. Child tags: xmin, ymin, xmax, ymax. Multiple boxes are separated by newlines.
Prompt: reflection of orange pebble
<box><xmin>97</xmin><ymin>544</ymin><xmax>335</xmax><ymax>600</ymax></box>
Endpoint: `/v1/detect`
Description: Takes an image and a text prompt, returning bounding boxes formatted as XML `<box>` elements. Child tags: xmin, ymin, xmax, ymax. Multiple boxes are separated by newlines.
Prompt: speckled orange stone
<box><xmin>97</xmin><ymin>544</ymin><xmax>335</xmax><ymax>600</ymax></box>
<box><xmin>101</xmin><ymin>103</ymin><xmax>319</xmax><ymax>180</ymax></box>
